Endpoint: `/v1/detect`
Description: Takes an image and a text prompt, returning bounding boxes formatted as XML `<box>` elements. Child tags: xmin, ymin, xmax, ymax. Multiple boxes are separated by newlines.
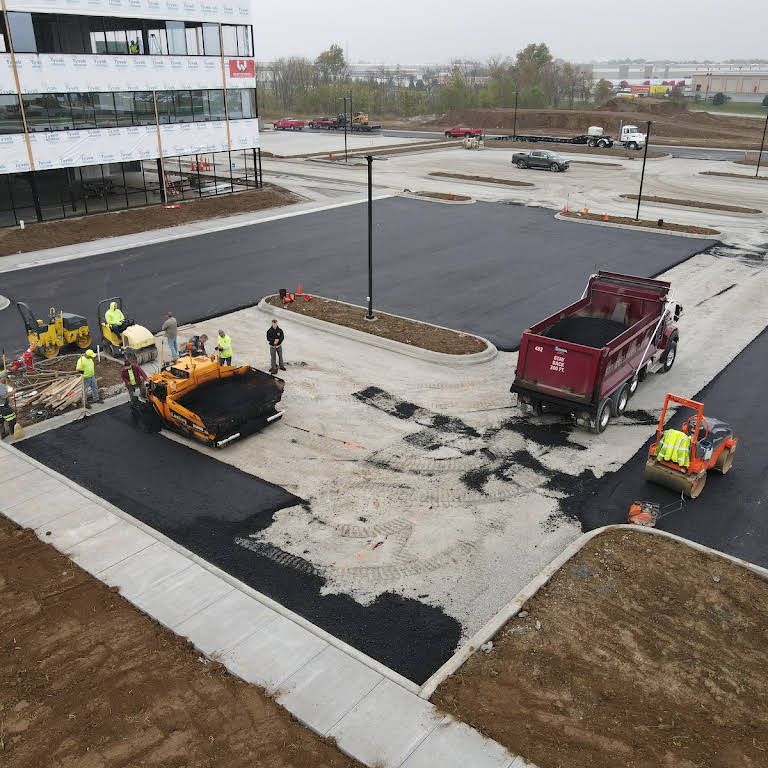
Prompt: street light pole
<box><xmin>756</xmin><ymin>109</ymin><xmax>768</xmax><ymax>178</ymax></box>
<box><xmin>512</xmin><ymin>89</ymin><xmax>519</xmax><ymax>139</ymax></box>
<box><xmin>635</xmin><ymin>120</ymin><xmax>652</xmax><ymax>221</ymax></box>
<box><xmin>365</xmin><ymin>155</ymin><xmax>375</xmax><ymax>320</ymax></box>
<box><xmin>343</xmin><ymin>96</ymin><xmax>348</xmax><ymax>162</ymax></box>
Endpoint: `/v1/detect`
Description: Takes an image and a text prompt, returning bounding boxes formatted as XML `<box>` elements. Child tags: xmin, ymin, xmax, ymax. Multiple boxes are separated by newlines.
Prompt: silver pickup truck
<box><xmin>512</xmin><ymin>149</ymin><xmax>570</xmax><ymax>172</ymax></box>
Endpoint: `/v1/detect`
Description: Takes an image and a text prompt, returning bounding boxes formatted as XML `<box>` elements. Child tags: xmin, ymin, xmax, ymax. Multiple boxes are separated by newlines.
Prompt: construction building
<box><xmin>0</xmin><ymin>0</ymin><xmax>260</xmax><ymax>228</ymax></box>
<box><xmin>690</xmin><ymin>71</ymin><xmax>768</xmax><ymax>102</ymax></box>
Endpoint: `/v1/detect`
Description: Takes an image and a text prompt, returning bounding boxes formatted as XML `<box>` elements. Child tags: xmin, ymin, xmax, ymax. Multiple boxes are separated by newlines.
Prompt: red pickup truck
<box><xmin>308</xmin><ymin>117</ymin><xmax>335</xmax><ymax>129</ymax></box>
<box><xmin>273</xmin><ymin>117</ymin><xmax>305</xmax><ymax>131</ymax></box>
<box><xmin>444</xmin><ymin>124</ymin><xmax>483</xmax><ymax>138</ymax></box>
<box><xmin>510</xmin><ymin>272</ymin><xmax>682</xmax><ymax>433</ymax></box>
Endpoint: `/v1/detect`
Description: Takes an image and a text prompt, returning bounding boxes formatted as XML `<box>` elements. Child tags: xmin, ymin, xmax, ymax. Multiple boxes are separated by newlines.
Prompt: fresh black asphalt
<box><xmin>559</xmin><ymin>326</ymin><xmax>768</xmax><ymax>567</ymax></box>
<box><xmin>17</xmin><ymin>404</ymin><xmax>461</xmax><ymax>684</ymax></box>
<box><xmin>0</xmin><ymin>198</ymin><xmax>714</xmax><ymax>355</ymax></box>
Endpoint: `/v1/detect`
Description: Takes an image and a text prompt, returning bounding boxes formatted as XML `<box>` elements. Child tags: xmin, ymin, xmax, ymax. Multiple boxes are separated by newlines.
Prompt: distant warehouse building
<box><xmin>691</xmin><ymin>71</ymin><xmax>768</xmax><ymax>102</ymax></box>
<box><xmin>0</xmin><ymin>0</ymin><xmax>260</xmax><ymax>228</ymax></box>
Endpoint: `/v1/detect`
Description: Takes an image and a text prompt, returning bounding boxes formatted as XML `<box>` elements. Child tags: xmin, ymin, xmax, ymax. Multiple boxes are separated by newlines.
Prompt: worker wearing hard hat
<box><xmin>105</xmin><ymin>301</ymin><xmax>127</xmax><ymax>335</ymax></box>
<box><xmin>76</xmin><ymin>349</ymin><xmax>100</xmax><ymax>409</ymax></box>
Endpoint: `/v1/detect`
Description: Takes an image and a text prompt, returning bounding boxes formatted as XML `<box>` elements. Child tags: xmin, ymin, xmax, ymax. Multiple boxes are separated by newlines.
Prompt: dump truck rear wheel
<box><xmin>613</xmin><ymin>384</ymin><xmax>630</xmax><ymax>416</ymax></box>
<box><xmin>592</xmin><ymin>398</ymin><xmax>611</xmax><ymax>433</ymax></box>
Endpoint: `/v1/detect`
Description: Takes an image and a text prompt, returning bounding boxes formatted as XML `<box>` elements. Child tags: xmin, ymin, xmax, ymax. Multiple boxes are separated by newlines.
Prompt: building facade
<box><xmin>690</xmin><ymin>71</ymin><xmax>768</xmax><ymax>102</ymax></box>
<box><xmin>0</xmin><ymin>0</ymin><xmax>260</xmax><ymax>227</ymax></box>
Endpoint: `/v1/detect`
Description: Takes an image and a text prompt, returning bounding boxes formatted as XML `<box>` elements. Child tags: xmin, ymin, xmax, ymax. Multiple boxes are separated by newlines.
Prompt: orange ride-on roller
<box><xmin>643</xmin><ymin>394</ymin><xmax>738</xmax><ymax>499</ymax></box>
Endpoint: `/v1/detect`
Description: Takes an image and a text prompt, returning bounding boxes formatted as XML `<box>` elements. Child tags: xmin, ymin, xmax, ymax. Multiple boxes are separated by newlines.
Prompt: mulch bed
<box><xmin>0</xmin><ymin>186</ymin><xmax>298</xmax><ymax>258</ymax></box>
<box><xmin>434</xmin><ymin>528</ymin><xmax>768</xmax><ymax>768</ymax></box>
<box><xmin>483</xmin><ymin>139</ymin><xmax>667</xmax><ymax>159</ymax></box>
<box><xmin>429</xmin><ymin>172</ymin><xmax>533</xmax><ymax>187</ymax></box>
<box><xmin>265</xmin><ymin>295</ymin><xmax>486</xmax><ymax>355</ymax></box>
<box><xmin>561</xmin><ymin>211</ymin><xmax>720</xmax><ymax>235</ymax></box>
<box><xmin>415</xmin><ymin>191</ymin><xmax>472</xmax><ymax>202</ymax></box>
<box><xmin>701</xmin><ymin>171</ymin><xmax>768</xmax><ymax>181</ymax></box>
<box><xmin>619</xmin><ymin>194</ymin><xmax>761</xmax><ymax>214</ymax></box>
<box><xmin>0</xmin><ymin>514</ymin><xmax>359</xmax><ymax>768</ymax></box>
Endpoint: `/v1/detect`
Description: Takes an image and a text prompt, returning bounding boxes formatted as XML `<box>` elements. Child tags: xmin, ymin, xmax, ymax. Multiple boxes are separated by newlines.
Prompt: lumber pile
<box><xmin>23</xmin><ymin>375</ymin><xmax>85</xmax><ymax>412</ymax></box>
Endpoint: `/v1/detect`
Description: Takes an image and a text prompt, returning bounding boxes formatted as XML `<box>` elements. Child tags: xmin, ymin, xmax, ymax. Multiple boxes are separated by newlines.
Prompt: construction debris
<box><xmin>22</xmin><ymin>376</ymin><xmax>83</xmax><ymax>412</ymax></box>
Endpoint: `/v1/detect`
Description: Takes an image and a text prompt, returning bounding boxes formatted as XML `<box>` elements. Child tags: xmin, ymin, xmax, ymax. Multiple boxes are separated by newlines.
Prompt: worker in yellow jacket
<box><xmin>215</xmin><ymin>330</ymin><xmax>233</xmax><ymax>366</ymax></box>
<box><xmin>654</xmin><ymin>428</ymin><xmax>691</xmax><ymax>468</ymax></box>
<box><xmin>76</xmin><ymin>349</ymin><xmax>100</xmax><ymax>408</ymax></box>
<box><xmin>105</xmin><ymin>302</ymin><xmax>126</xmax><ymax>335</ymax></box>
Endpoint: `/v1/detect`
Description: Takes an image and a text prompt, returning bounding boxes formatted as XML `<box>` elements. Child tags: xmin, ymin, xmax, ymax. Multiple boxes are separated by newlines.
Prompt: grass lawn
<box><xmin>689</xmin><ymin>100</ymin><xmax>768</xmax><ymax>115</ymax></box>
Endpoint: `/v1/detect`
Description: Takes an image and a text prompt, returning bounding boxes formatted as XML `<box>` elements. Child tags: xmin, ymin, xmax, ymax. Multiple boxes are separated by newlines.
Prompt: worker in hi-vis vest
<box><xmin>121</xmin><ymin>359</ymin><xmax>148</xmax><ymax>403</ymax></box>
<box><xmin>654</xmin><ymin>428</ymin><xmax>691</xmax><ymax>468</ymax></box>
<box><xmin>216</xmin><ymin>330</ymin><xmax>233</xmax><ymax>366</ymax></box>
<box><xmin>76</xmin><ymin>349</ymin><xmax>100</xmax><ymax>408</ymax></box>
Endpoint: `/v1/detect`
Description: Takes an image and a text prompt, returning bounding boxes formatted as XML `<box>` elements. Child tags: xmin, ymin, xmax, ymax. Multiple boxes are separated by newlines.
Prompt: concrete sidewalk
<box><xmin>0</xmin><ymin>438</ymin><xmax>535</xmax><ymax>768</ymax></box>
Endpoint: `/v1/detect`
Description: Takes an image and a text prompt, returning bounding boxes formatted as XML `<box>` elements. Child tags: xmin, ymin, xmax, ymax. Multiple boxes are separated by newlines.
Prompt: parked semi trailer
<box><xmin>510</xmin><ymin>271</ymin><xmax>682</xmax><ymax>433</ymax></box>
<box><xmin>493</xmin><ymin>124</ymin><xmax>646</xmax><ymax>150</ymax></box>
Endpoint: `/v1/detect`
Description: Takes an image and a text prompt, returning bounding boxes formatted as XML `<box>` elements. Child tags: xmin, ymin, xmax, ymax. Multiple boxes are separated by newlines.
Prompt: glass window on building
<box><xmin>226</xmin><ymin>89</ymin><xmax>244</xmax><ymax>120</ymax></box>
<box><xmin>185</xmin><ymin>22</ymin><xmax>203</xmax><ymax>55</ymax></box>
<box><xmin>191</xmin><ymin>90</ymin><xmax>207</xmax><ymax>121</ymax></box>
<box><xmin>165</xmin><ymin>21</ymin><xmax>186</xmax><ymax>55</ymax></box>
<box><xmin>221</xmin><ymin>25</ymin><xmax>238</xmax><ymax>56</ymax></box>
<box><xmin>70</xmin><ymin>93</ymin><xmax>96</xmax><ymax>129</ymax></box>
<box><xmin>155</xmin><ymin>91</ymin><xmax>174</xmax><ymax>123</ymax></box>
<box><xmin>31</xmin><ymin>13</ymin><xmax>60</xmax><ymax>53</ymax></box>
<box><xmin>132</xmin><ymin>92</ymin><xmax>155</xmax><ymax>125</ymax></box>
<box><xmin>208</xmin><ymin>90</ymin><xmax>226</xmax><ymax>121</ymax></box>
<box><xmin>57</xmin><ymin>14</ymin><xmax>89</xmax><ymax>54</ymax></box>
<box><xmin>114</xmin><ymin>92</ymin><xmax>135</xmax><ymax>126</ymax></box>
<box><xmin>104</xmin><ymin>18</ymin><xmax>130</xmax><ymax>54</ymax></box>
<box><xmin>0</xmin><ymin>95</ymin><xmax>24</xmax><ymax>135</ymax></box>
<box><xmin>236</xmin><ymin>26</ymin><xmax>252</xmax><ymax>57</ymax></box>
<box><xmin>93</xmin><ymin>93</ymin><xmax>116</xmax><ymax>128</ymax></box>
<box><xmin>46</xmin><ymin>93</ymin><xmax>74</xmax><ymax>130</ymax></box>
<box><xmin>21</xmin><ymin>94</ymin><xmax>49</xmax><ymax>131</ymax></box>
<box><xmin>147</xmin><ymin>26</ymin><xmax>168</xmax><ymax>55</ymax></box>
<box><xmin>88</xmin><ymin>17</ymin><xmax>107</xmax><ymax>54</ymax></box>
<box><xmin>0</xmin><ymin>13</ymin><xmax>7</xmax><ymax>53</ymax></box>
<box><xmin>244</xmin><ymin>89</ymin><xmax>257</xmax><ymax>118</ymax></box>
<box><xmin>7</xmin><ymin>12</ymin><xmax>37</xmax><ymax>53</ymax></box>
<box><xmin>202</xmin><ymin>23</ymin><xmax>220</xmax><ymax>56</ymax></box>
<box><xmin>173</xmin><ymin>90</ymin><xmax>193</xmax><ymax>122</ymax></box>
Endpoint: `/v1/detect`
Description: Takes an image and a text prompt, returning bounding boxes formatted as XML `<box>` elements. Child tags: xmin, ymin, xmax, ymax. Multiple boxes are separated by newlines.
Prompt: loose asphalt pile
<box><xmin>18</xmin><ymin>404</ymin><xmax>461</xmax><ymax>683</ymax></box>
<box><xmin>544</xmin><ymin>317</ymin><xmax>627</xmax><ymax>348</ymax></box>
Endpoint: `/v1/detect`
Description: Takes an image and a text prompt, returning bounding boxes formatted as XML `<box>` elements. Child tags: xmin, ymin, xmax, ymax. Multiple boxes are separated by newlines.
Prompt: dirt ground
<box><xmin>561</xmin><ymin>211</ymin><xmax>720</xmax><ymax>235</ymax></box>
<box><xmin>415</xmin><ymin>191</ymin><xmax>472</xmax><ymax>202</ymax></box>
<box><xmin>618</xmin><ymin>194</ymin><xmax>762</xmax><ymax>214</ymax></box>
<box><xmin>415</xmin><ymin>105</ymin><xmax>767</xmax><ymax>149</ymax></box>
<box><xmin>429</xmin><ymin>171</ymin><xmax>534</xmax><ymax>187</ymax></box>
<box><xmin>0</xmin><ymin>514</ymin><xmax>359</xmax><ymax>768</ymax></box>
<box><xmin>0</xmin><ymin>186</ymin><xmax>298</xmax><ymax>258</ymax></box>
<box><xmin>265</xmin><ymin>295</ymin><xmax>486</xmax><ymax>354</ymax></box>
<box><xmin>701</xmin><ymin>171</ymin><xmax>768</xmax><ymax>181</ymax></box>
<box><xmin>9</xmin><ymin>354</ymin><xmax>127</xmax><ymax>426</ymax></box>
<box><xmin>434</xmin><ymin>529</ymin><xmax>768</xmax><ymax>768</ymax></box>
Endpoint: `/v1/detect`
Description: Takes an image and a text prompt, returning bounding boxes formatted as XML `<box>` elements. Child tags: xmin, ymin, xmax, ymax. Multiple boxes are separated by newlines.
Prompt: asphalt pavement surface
<box><xmin>560</xmin><ymin>326</ymin><xmax>768</xmax><ymax>567</ymax></box>
<box><xmin>17</xmin><ymin>404</ymin><xmax>461</xmax><ymax>683</ymax></box>
<box><xmin>0</xmin><ymin>198</ymin><xmax>714</xmax><ymax>355</ymax></box>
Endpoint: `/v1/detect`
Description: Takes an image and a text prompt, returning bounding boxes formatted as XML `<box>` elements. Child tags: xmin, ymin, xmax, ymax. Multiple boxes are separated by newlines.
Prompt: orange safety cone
<box><xmin>289</xmin><ymin>293</ymin><xmax>295</xmax><ymax>303</ymax></box>
<box><xmin>584</xmin><ymin>207</ymin><xmax>589</xmax><ymax>216</ymax></box>
<box><xmin>297</xmin><ymin>283</ymin><xmax>303</xmax><ymax>295</ymax></box>
<box><xmin>603</xmin><ymin>212</ymin><xmax>609</xmax><ymax>221</ymax></box>
<box><xmin>562</xmin><ymin>202</ymin><xmax>568</xmax><ymax>213</ymax></box>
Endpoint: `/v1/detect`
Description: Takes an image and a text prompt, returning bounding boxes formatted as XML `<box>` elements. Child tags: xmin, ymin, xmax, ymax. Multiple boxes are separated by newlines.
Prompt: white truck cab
<box><xmin>620</xmin><ymin>124</ymin><xmax>646</xmax><ymax>149</ymax></box>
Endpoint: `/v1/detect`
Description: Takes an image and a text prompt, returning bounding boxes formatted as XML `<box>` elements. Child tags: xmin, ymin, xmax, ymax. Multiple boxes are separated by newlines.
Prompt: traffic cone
<box><xmin>584</xmin><ymin>207</ymin><xmax>589</xmax><ymax>215</ymax></box>
<box><xmin>563</xmin><ymin>202</ymin><xmax>568</xmax><ymax>213</ymax></box>
<box><xmin>297</xmin><ymin>284</ymin><xmax>303</xmax><ymax>295</ymax></box>
<box><xmin>603</xmin><ymin>212</ymin><xmax>609</xmax><ymax>221</ymax></box>
<box><xmin>289</xmin><ymin>293</ymin><xmax>295</xmax><ymax>303</ymax></box>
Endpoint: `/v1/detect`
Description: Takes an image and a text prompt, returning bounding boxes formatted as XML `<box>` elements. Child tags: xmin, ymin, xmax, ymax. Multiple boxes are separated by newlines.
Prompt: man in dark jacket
<box><xmin>183</xmin><ymin>334</ymin><xmax>208</xmax><ymax>357</ymax></box>
<box><xmin>267</xmin><ymin>319</ymin><xmax>286</xmax><ymax>374</ymax></box>
<box><xmin>121</xmin><ymin>359</ymin><xmax>148</xmax><ymax>403</ymax></box>
<box><xmin>0</xmin><ymin>395</ymin><xmax>16</xmax><ymax>440</ymax></box>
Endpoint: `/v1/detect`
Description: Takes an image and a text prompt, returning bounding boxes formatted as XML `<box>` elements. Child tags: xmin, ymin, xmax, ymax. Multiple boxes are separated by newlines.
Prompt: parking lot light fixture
<box><xmin>635</xmin><ymin>120</ymin><xmax>653</xmax><ymax>221</ymax></box>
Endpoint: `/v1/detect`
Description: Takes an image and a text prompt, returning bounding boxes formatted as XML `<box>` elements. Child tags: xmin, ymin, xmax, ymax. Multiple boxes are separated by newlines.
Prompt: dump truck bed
<box><xmin>511</xmin><ymin>271</ymin><xmax>673</xmax><ymax>419</ymax></box>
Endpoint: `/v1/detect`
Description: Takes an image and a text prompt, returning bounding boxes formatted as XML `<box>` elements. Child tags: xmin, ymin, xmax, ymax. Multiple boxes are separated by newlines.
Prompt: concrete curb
<box><xmin>256</xmin><ymin>296</ymin><xmax>498</xmax><ymax>366</ymax></box>
<box><xmin>616</xmin><ymin>195</ymin><xmax>763</xmax><ymax>217</ymax></box>
<box><xmin>397</xmin><ymin>192</ymin><xmax>476</xmax><ymax>205</ymax></box>
<box><xmin>418</xmin><ymin>523</ymin><xmax>768</xmax><ymax>700</ymax></box>
<box><xmin>553</xmin><ymin>211</ymin><xmax>719</xmax><ymax>239</ymax></box>
<box><xmin>0</xmin><ymin>436</ymin><xmax>421</xmax><ymax>695</ymax></box>
<box><xmin>0</xmin><ymin>295</ymin><xmax>9</xmax><ymax>311</ymax></box>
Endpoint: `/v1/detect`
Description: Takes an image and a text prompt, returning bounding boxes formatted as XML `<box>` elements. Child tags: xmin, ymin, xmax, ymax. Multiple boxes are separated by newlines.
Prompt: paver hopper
<box><xmin>132</xmin><ymin>353</ymin><xmax>284</xmax><ymax>447</ymax></box>
<box><xmin>643</xmin><ymin>393</ymin><xmax>738</xmax><ymax>499</ymax></box>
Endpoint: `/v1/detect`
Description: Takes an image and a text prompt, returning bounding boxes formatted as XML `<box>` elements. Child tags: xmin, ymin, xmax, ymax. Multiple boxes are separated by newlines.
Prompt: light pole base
<box><xmin>365</xmin><ymin>314</ymin><xmax>377</xmax><ymax>321</ymax></box>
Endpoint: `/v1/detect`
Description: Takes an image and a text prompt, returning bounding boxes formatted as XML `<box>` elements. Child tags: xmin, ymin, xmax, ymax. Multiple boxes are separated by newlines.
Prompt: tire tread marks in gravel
<box><xmin>16</xmin><ymin>404</ymin><xmax>461</xmax><ymax>684</ymax></box>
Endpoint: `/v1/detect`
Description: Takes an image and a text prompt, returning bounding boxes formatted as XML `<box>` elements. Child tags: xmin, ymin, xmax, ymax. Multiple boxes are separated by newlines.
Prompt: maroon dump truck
<box><xmin>510</xmin><ymin>271</ymin><xmax>682</xmax><ymax>433</ymax></box>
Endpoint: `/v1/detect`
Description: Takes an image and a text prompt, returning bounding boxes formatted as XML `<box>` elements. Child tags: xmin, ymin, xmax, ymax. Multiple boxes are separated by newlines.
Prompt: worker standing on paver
<box><xmin>267</xmin><ymin>319</ymin><xmax>286</xmax><ymax>374</ymax></box>
<box><xmin>76</xmin><ymin>349</ymin><xmax>100</xmax><ymax>408</ymax></box>
<box><xmin>216</xmin><ymin>329</ymin><xmax>233</xmax><ymax>366</ymax></box>
<box><xmin>105</xmin><ymin>301</ymin><xmax>127</xmax><ymax>335</ymax></box>
<box><xmin>121</xmin><ymin>358</ymin><xmax>148</xmax><ymax>403</ymax></box>
<box><xmin>184</xmin><ymin>334</ymin><xmax>208</xmax><ymax>357</ymax></box>
<box><xmin>162</xmin><ymin>312</ymin><xmax>178</xmax><ymax>363</ymax></box>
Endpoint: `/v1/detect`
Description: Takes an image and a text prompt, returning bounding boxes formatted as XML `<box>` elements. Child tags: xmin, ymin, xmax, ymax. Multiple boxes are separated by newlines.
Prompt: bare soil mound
<box><xmin>434</xmin><ymin>528</ymin><xmax>768</xmax><ymax>768</ymax></box>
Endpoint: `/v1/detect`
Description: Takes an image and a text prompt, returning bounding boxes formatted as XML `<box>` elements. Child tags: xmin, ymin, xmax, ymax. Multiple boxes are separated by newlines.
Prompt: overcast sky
<box><xmin>255</xmin><ymin>0</ymin><xmax>766</xmax><ymax>65</ymax></box>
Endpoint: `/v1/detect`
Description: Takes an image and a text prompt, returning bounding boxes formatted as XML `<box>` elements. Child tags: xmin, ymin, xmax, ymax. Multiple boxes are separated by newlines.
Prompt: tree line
<box><xmin>259</xmin><ymin>43</ymin><xmax>609</xmax><ymax>118</ymax></box>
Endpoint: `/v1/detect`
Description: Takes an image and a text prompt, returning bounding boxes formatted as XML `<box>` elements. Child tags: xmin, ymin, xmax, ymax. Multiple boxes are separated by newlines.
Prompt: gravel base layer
<box><xmin>544</xmin><ymin>317</ymin><xmax>627</xmax><ymax>348</ymax></box>
<box><xmin>0</xmin><ymin>186</ymin><xmax>298</xmax><ymax>258</ymax></box>
<box><xmin>434</xmin><ymin>528</ymin><xmax>768</xmax><ymax>768</ymax></box>
<box><xmin>0</xmin><ymin>514</ymin><xmax>359</xmax><ymax>768</ymax></box>
<box><xmin>429</xmin><ymin>171</ymin><xmax>534</xmax><ymax>186</ymax></box>
<box><xmin>561</xmin><ymin>211</ymin><xmax>720</xmax><ymax>235</ymax></box>
<box><xmin>700</xmin><ymin>171</ymin><xmax>768</xmax><ymax>181</ymax></box>
<box><xmin>619</xmin><ymin>194</ymin><xmax>762</xmax><ymax>214</ymax></box>
<box><xmin>265</xmin><ymin>295</ymin><xmax>486</xmax><ymax>355</ymax></box>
